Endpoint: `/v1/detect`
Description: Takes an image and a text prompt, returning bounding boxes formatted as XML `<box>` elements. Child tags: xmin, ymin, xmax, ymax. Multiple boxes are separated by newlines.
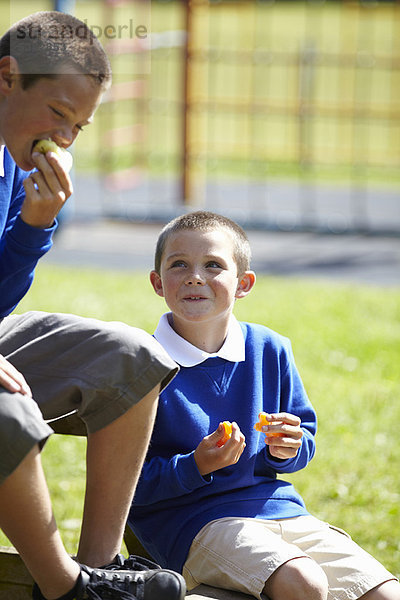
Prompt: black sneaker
<box><xmin>101</xmin><ymin>554</ymin><xmax>162</xmax><ymax>573</ymax></box>
<box><xmin>32</xmin><ymin>561</ymin><xmax>186</xmax><ymax>600</ymax></box>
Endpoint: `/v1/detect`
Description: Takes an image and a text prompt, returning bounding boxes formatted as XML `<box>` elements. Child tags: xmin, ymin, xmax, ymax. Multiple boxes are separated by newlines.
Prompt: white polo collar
<box><xmin>0</xmin><ymin>146</ymin><xmax>5</xmax><ymax>177</ymax></box>
<box><xmin>154</xmin><ymin>313</ymin><xmax>245</xmax><ymax>367</ymax></box>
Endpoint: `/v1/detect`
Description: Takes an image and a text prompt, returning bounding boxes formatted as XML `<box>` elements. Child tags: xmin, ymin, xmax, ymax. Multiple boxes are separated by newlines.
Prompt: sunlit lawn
<box><xmin>0</xmin><ymin>264</ymin><xmax>399</xmax><ymax>578</ymax></box>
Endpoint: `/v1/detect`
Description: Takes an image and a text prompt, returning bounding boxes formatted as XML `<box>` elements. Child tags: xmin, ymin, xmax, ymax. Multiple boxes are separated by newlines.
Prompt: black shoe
<box><xmin>102</xmin><ymin>554</ymin><xmax>162</xmax><ymax>573</ymax></box>
<box><xmin>32</xmin><ymin>569</ymin><xmax>138</xmax><ymax>600</ymax></box>
<box><xmin>83</xmin><ymin>561</ymin><xmax>186</xmax><ymax>600</ymax></box>
<box><xmin>32</xmin><ymin>561</ymin><xmax>186</xmax><ymax>600</ymax></box>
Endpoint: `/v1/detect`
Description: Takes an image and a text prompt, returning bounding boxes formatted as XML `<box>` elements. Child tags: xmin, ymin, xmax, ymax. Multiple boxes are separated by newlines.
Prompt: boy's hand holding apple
<box><xmin>21</xmin><ymin>139</ymin><xmax>73</xmax><ymax>229</ymax></box>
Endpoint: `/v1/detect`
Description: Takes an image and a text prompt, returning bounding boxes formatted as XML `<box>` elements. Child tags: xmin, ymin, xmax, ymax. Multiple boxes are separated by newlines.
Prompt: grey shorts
<box><xmin>0</xmin><ymin>311</ymin><xmax>178</xmax><ymax>484</ymax></box>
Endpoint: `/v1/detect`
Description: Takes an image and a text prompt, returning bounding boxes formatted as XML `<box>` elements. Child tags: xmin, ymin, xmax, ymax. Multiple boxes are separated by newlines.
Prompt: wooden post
<box><xmin>0</xmin><ymin>546</ymin><xmax>33</xmax><ymax>600</ymax></box>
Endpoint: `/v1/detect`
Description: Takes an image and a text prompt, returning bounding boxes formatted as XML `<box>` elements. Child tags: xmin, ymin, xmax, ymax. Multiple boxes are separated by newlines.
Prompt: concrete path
<box><xmin>44</xmin><ymin>218</ymin><xmax>400</xmax><ymax>287</ymax></box>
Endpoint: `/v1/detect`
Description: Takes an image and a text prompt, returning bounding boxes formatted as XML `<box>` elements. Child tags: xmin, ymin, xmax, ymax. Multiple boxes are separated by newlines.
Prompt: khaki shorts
<box><xmin>183</xmin><ymin>516</ymin><xmax>396</xmax><ymax>600</ymax></box>
<box><xmin>0</xmin><ymin>311</ymin><xmax>178</xmax><ymax>484</ymax></box>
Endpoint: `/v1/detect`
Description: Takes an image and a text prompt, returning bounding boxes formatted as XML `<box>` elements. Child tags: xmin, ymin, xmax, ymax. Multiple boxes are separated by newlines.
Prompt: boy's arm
<box><xmin>133</xmin><ymin>451</ymin><xmax>213</xmax><ymax>506</ymax></box>
<box><xmin>263</xmin><ymin>420</ymin><xmax>316</xmax><ymax>474</ymax></box>
<box><xmin>134</xmin><ymin>424</ymin><xmax>245</xmax><ymax>505</ymax></box>
<box><xmin>0</xmin><ymin>173</ymin><xmax>56</xmax><ymax>317</ymax></box>
<box><xmin>259</xmin><ymin>340</ymin><xmax>317</xmax><ymax>474</ymax></box>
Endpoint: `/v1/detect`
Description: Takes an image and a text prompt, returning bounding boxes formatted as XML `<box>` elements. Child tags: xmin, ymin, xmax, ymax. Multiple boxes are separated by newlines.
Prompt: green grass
<box><xmin>0</xmin><ymin>264</ymin><xmax>399</xmax><ymax>579</ymax></box>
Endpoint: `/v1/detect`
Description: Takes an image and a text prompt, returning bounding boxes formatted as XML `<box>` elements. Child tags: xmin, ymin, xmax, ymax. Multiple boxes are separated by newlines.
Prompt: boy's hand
<box><xmin>20</xmin><ymin>151</ymin><xmax>73</xmax><ymax>229</ymax></box>
<box><xmin>262</xmin><ymin>412</ymin><xmax>303</xmax><ymax>460</ymax></box>
<box><xmin>0</xmin><ymin>354</ymin><xmax>32</xmax><ymax>397</ymax></box>
<box><xmin>194</xmin><ymin>422</ymin><xmax>246</xmax><ymax>476</ymax></box>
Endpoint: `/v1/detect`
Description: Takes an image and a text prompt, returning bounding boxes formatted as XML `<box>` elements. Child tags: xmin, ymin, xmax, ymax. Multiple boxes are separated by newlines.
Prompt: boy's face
<box><xmin>151</xmin><ymin>228</ymin><xmax>254</xmax><ymax>337</ymax></box>
<box><xmin>0</xmin><ymin>61</ymin><xmax>102</xmax><ymax>171</ymax></box>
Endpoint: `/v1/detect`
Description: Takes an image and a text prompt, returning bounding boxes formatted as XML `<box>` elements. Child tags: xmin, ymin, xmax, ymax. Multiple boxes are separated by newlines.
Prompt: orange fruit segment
<box><xmin>216</xmin><ymin>421</ymin><xmax>232</xmax><ymax>447</ymax></box>
<box><xmin>254</xmin><ymin>412</ymin><xmax>284</xmax><ymax>437</ymax></box>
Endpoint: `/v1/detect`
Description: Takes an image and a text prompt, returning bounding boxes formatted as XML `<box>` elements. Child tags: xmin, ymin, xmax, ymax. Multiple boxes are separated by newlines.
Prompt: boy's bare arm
<box><xmin>194</xmin><ymin>421</ymin><xmax>246</xmax><ymax>476</ymax></box>
<box><xmin>21</xmin><ymin>152</ymin><xmax>73</xmax><ymax>229</ymax></box>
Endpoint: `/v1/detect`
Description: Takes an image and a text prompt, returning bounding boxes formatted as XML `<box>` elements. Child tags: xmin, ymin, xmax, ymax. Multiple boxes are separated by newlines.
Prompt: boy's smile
<box><xmin>150</xmin><ymin>228</ymin><xmax>255</xmax><ymax>351</ymax></box>
<box><xmin>0</xmin><ymin>60</ymin><xmax>102</xmax><ymax>171</ymax></box>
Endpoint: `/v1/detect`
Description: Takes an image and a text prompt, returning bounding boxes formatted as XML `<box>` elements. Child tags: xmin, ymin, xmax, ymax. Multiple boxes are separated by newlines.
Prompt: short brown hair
<box><xmin>0</xmin><ymin>11</ymin><xmax>111</xmax><ymax>90</ymax></box>
<box><xmin>154</xmin><ymin>211</ymin><xmax>252</xmax><ymax>275</ymax></box>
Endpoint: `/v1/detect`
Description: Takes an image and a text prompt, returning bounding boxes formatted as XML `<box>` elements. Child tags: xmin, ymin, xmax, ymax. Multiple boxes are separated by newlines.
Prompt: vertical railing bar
<box><xmin>182</xmin><ymin>0</ymin><xmax>192</xmax><ymax>205</ymax></box>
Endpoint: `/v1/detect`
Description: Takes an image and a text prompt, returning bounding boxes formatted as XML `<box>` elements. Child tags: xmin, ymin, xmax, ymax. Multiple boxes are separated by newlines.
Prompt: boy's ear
<box><xmin>0</xmin><ymin>57</ymin><xmax>20</xmax><ymax>95</ymax></box>
<box><xmin>235</xmin><ymin>271</ymin><xmax>256</xmax><ymax>299</ymax></box>
<box><xmin>150</xmin><ymin>270</ymin><xmax>164</xmax><ymax>297</ymax></box>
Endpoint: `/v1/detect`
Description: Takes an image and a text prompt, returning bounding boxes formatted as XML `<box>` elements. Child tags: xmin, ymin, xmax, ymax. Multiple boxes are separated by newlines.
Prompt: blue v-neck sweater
<box><xmin>128</xmin><ymin>322</ymin><xmax>317</xmax><ymax>573</ymax></box>
<box><xmin>0</xmin><ymin>147</ymin><xmax>56</xmax><ymax>316</ymax></box>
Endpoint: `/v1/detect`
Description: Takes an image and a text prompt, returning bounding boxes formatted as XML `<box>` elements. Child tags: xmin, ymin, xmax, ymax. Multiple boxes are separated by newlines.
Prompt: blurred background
<box><xmin>1</xmin><ymin>0</ymin><xmax>399</xmax><ymax>280</ymax></box>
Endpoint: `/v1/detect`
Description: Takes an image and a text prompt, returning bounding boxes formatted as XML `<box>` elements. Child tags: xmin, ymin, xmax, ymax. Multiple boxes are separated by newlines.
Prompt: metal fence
<box><xmin>71</xmin><ymin>0</ymin><xmax>400</xmax><ymax>233</ymax></box>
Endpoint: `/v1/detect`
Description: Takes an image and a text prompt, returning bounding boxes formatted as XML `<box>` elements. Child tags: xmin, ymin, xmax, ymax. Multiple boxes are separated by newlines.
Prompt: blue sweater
<box><xmin>128</xmin><ymin>322</ymin><xmax>317</xmax><ymax>573</ymax></box>
<box><xmin>0</xmin><ymin>147</ymin><xmax>56</xmax><ymax>316</ymax></box>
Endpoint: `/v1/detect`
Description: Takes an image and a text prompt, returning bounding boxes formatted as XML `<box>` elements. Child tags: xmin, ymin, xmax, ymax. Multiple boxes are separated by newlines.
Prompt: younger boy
<box><xmin>0</xmin><ymin>11</ymin><xmax>184</xmax><ymax>600</ymax></box>
<box><xmin>127</xmin><ymin>211</ymin><xmax>399</xmax><ymax>600</ymax></box>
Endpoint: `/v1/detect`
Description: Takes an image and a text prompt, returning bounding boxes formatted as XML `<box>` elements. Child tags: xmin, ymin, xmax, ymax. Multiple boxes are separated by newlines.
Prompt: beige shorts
<box><xmin>182</xmin><ymin>516</ymin><xmax>396</xmax><ymax>600</ymax></box>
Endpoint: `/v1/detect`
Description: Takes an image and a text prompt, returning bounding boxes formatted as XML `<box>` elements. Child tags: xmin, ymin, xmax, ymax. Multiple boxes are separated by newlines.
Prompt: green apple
<box><xmin>33</xmin><ymin>139</ymin><xmax>73</xmax><ymax>173</ymax></box>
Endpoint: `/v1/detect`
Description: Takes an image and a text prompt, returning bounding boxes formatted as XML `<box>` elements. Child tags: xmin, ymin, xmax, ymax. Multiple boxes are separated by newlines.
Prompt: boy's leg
<box><xmin>0</xmin><ymin>388</ymin><xmax>80</xmax><ymax>598</ymax></box>
<box><xmin>262</xmin><ymin>557</ymin><xmax>328</xmax><ymax>600</ymax></box>
<box><xmin>0</xmin><ymin>311</ymin><xmax>178</xmax><ymax>569</ymax></box>
<box><xmin>77</xmin><ymin>384</ymin><xmax>159</xmax><ymax>567</ymax></box>
<box><xmin>183</xmin><ymin>516</ymin><xmax>398</xmax><ymax>600</ymax></box>
<box><xmin>182</xmin><ymin>517</ymin><xmax>321</xmax><ymax>600</ymax></box>
<box><xmin>359</xmin><ymin>580</ymin><xmax>400</xmax><ymax>599</ymax></box>
<box><xmin>0</xmin><ymin>444</ymin><xmax>81</xmax><ymax>600</ymax></box>
<box><xmin>280</xmin><ymin>515</ymin><xmax>398</xmax><ymax>600</ymax></box>
<box><xmin>0</xmin><ymin>443</ymin><xmax>187</xmax><ymax>600</ymax></box>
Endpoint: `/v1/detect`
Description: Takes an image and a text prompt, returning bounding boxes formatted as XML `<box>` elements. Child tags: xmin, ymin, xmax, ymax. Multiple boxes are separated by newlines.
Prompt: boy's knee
<box><xmin>264</xmin><ymin>557</ymin><xmax>328</xmax><ymax>600</ymax></box>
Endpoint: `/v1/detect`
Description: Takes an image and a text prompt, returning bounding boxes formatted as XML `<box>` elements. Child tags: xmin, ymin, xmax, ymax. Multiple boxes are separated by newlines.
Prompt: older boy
<box><xmin>0</xmin><ymin>11</ymin><xmax>185</xmax><ymax>600</ymax></box>
<box><xmin>127</xmin><ymin>211</ymin><xmax>399</xmax><ymax>600</ymax></box>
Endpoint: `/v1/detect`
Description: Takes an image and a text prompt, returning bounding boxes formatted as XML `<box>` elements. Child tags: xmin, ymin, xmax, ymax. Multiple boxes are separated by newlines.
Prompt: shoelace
<box><xmin>32</xmin><ymin>563</ymin><xmax>148</xmax><ymax>600</ymax></box>
<box><xmin>87</xmin><ymin>572</ymin><xmax>145</xmax><ymax>600</ymax></box>
<box><xmin>103</xmin><ymin>555</ymin><xmax>160</xmax><ymax>573</ymax></box>
<box><xmin>123</xmin><ymin>555</ymin><xmax>161</xmax><ymax>572</ymax></box>
<box><xmin>85</xmin><ymin>580</ymin><xmax>138</xmax><ymax>600</ymax></box>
